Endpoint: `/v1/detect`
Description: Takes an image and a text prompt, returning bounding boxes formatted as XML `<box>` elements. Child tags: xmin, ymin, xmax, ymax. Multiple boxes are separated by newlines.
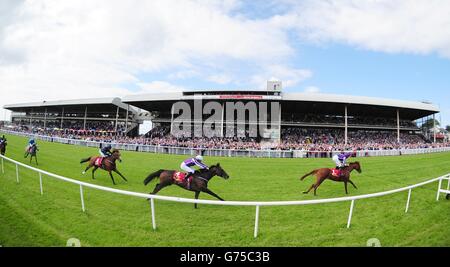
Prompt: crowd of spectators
<box><xmin>285</xmin><ymin>114</ymin><xmax>417</xmax><ymax>128</ymax></box>
<box><xmin>2</xmin><ymin>123</ymin><xmax>448</xmax><ymax>151</ymax></box>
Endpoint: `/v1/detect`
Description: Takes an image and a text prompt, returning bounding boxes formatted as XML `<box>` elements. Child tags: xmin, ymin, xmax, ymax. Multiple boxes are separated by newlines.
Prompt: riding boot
<box><xmin>185</xmin><ymin>172</ymin><xmax>193</xmax><ymax>181</ymax></box>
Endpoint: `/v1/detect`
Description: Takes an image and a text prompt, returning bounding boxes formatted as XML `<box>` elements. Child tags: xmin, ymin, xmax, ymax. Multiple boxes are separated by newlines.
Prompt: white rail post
<box><xmin>39</xmin><ymin>172</ymin><xmax>43</xmax><ymax>195</ymax></box>
<box><xmin>405</xmin><ymin>189</ymin><xmax>412</xmax><ymax>213</ymax></box>
<box><xmin>15</xmin><ymin>164</ymin><xmax>19</xmax><ymax>183</ymax></box>
<box><xmin>80</xmin><ymin>185</ymin><xmax>86</xmax><ymax>212</ymax></box>
<box><xmin>254</xmin><ymin>205</ymin><xmax>260</xmax><ymax>238</ymax></box>
<box><xmin>447</xmin><ymin>176</ymin><xmax>450</xmax><ymax>191</ymax></box>
<box><xmin>150</xmin><ymin>198</ymin><xmax>156</xmax><ymax>231</ymax></box>
<box><xmin>1</xmin><ymin>157</ymin><xmax>4</xmax><ymax>174</ymax></box>
<box><xmin>347</xmin><ymin>200</ymin><xmax>355</xmax><ymax>229</ymax></box>
<box><xmin>436</xmin><ymin>178</ymin><xmax>443</xmax><ymax>201</ymax></box>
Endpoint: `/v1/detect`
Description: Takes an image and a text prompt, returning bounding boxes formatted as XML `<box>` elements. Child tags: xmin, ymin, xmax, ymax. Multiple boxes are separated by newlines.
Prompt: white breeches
<box><xmin>180</xmin><ymin>162</ymin><xmax>195</xmax><ymax>173</ymax></box>
<box><xmin>332</xmin><ymin>155</ymin><xmax>345</xmax><ymax>167</ymax></box>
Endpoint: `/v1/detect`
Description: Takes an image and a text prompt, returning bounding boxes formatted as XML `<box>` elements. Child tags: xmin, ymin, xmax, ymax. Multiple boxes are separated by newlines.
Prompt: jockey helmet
<box><xmin>195</xmin><ymin>155</ymin><xmax>203</xmax><ymax>161</ymax></box>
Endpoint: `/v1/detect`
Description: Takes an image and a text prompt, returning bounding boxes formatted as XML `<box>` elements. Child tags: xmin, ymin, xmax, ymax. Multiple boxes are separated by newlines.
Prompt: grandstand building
<box><xmin>4</xmin><ymin>98</ymin><xmax>142</xmax><ymax>137</ymax></box>
<box><xmin>4</xmin><ymin>87</ymin><xmax>440</xmax><ymax>145</ymax></box>
<box><xmin>121</xmin><ymin>89</ymin><xmax>439</xmax><ymax>144</ymax></box>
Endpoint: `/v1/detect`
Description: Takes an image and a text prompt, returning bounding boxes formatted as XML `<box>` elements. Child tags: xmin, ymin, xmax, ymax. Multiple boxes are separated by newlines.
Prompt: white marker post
<box><xmin>254</xmin><ymin>205</ymin><xmax>260</xmax><ymax>238</ymax></box>
<box><xmin>347</xmin><ymin>200</ymin><xmax>355</xmax><ymax>229</ymax></box>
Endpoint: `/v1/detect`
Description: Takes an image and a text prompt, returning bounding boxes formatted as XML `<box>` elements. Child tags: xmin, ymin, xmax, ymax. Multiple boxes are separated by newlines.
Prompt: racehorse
<box><xmin>0</xmin><ymin>141</ymin><xmax>6</xmax><ymax>156</ymax></box>
<box><xmin>24</xmin><ymin>144</ymin><xmax>39</xmax><ymax>165</ymax></box>
<box><xmin>300</xmin><ymin>162</ymin><xmax>362</xmax><ymax>196</ymax></box>
<box><xmin>143</xmin><ymin>163</ymin><xmax>230</xmax><ymax>209</ymax></box>
<box><xmin>80</xmin><ymin>149</ymin><xmax>128</xmax><ymax>185</ymax></box>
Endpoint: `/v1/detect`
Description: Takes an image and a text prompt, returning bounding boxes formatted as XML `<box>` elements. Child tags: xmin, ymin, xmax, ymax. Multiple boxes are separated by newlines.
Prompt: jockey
<box><xmin>27</xmin><ymin>137</ymin><xmax>36</xmax><ymax>151</ymax></box>
<box><xmin>0</xmin><ymin>135</ymin><xmax>6</xmax><ymax>145</ymax></box>
<box><xmin>333</xmin><ymin>151</ymin><xmax>353</xmax><ymax>170</ymax></box>
<box><xmin>180</xmin><ymin>155</ymin><xmax>208</xmax><ymax>180</ymax></box>
<box><xmin>99</xmin><ymin>144</ymin><xmax>113</xmax><ymax>158</ymax></box>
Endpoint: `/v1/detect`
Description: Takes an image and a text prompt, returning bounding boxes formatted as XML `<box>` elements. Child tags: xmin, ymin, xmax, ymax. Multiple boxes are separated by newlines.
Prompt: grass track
<box><xmin>0</xmin><ymin>133</ymin><xmax>449</xmax><ymax>247</ymax></box>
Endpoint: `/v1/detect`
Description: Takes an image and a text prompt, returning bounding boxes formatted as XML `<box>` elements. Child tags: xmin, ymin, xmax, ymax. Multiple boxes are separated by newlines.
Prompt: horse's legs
<box><xmin>91</xmin><ymin>166</ymin><xmax>98</xmax><ymax>179</ymax></box>
<box><xmin>151</xmin><ymin>182</ymin><xmax>171</xmax><ymax>195</ymax></box>
<box><xmin>113</xmin><ymin>169</ymin><xmax>128</xmax><ymax>182</ymax></box>
<box><xmin>34</xmin><ymin>155</ymin><xmax>38</xmax><ymax>165</ymax></box>
<box><xmin>194</xmin><ymin>191</ymin><xmax>200</xmax><ymax>209</ymax></box>
<box><xmin>201</xmin><ymin>188</ymin><xmax>224</xmax><ymax>201</ymax></box>
<box><xmin>348</xmin><ymin>180</ymin><xmax>358</xmax><ymax>189</ymax></box>
<box><xmin>344</xmin><ymin>181</ymin><xmax>349</xmax><ymax>194</ymax></box>
<box><xmin>313</xmin><ymin>178</ymin><xmax>325</xmax><ymax>196</ymax></box>
<box><xmin>108</xmin><ymin>171</ymin><xmax>116</xmax><ymax>185</ymax></box>
<box><xmin>303</xmin><ymin>184</ymin><xmax>315</xmax><ymax>194</ymax></box>
<box><xmin>83</xmin><ymin>164</ymin><xmax>93</xmax><ymax>175</ymax></box>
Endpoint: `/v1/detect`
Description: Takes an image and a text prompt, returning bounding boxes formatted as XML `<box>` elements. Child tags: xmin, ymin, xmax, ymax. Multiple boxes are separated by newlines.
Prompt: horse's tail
<box><xmin>300</xmin><ymin>170</ymin><xmax>318</xmax><ymax>181</ymax></box>
<box><xmin>144</xmin><ymin>169</ymin><xmax>164</xmax><ymax>185</ymax></box>
<box><xmin>80</xmin><ymin>157</ymin><xmax>92</xmax><ymax>164</ymax></box>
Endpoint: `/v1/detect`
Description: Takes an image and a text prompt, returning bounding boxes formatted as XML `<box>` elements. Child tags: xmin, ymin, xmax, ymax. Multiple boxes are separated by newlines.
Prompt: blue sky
<box><xmin>0</xmin><ymin>0</ymin><xmax>449</xmax><ymax>126</ymax></box>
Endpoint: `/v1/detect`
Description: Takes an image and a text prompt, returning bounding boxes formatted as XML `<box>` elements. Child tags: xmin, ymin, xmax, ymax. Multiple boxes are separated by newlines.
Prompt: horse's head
<box><xmin>210</xmin><ymin>163</ymin><xmax>230</xmax><ymax>180</ymax></box>
<box><xmin>111</xmin><ymin>149</ymin><xmax>122</xmax><ymax>161</ymax></box>
<box><xmin>351</xmin><ymin>162</ymin><xmax>362</xmax><ymax>173</ymax></box>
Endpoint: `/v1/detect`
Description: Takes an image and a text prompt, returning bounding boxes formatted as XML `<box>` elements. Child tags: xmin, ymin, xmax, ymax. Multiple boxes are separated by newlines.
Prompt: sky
<box><xmin>0</xmin><ymin>0</ymin><xmax>449</xmax><ymax>126</ymax></box>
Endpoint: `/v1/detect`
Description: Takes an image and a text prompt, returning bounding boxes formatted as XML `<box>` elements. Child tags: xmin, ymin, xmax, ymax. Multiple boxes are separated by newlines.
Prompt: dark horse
<box><xmin>0</xmin><ymin>141</ymin><xmax>6</xmax><ymax>156</ymax></box>
<box><xmin>143</xmin><ymin>164</ymin><xmax>230</xmax><ymax>209</ymax></box>
<box><xmin>300</xmin><ymin>162</ymin><xmax>362</xmax><ymax>196</ymax></box>
<box><xmin>80</xmin><ymin>149</ymin><xmax>128</xmax><ymax>185</ymax></box>
<box><xmin>24</xmin><ymin>144</ymin><xmax>39</xmax><ymax>165</ymax></box>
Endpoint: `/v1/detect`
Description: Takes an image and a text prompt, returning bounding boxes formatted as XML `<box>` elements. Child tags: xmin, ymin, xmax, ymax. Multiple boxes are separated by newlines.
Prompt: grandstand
<box><xmin>4</xmin><ymin>98</ymin><xmax>142</xmax><ymax>137</ymax></box>
<box><xmin>121</xmin><ymin>89</ymin><xmax>440</xmax><ymax>146</ymax></box>
<box><xmin>3</xmin><ymin>87</ymin><xmax>442</xmax><ymax>151</ymax></box>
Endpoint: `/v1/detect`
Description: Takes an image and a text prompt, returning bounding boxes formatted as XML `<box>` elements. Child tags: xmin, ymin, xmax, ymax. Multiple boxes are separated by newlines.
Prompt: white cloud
<box><xmin>0</xmin><ymin>0</ymin><xmax>298</xmax><ymax>119</ymax></box>
<box><xmin>136</xmin><ymin>81</ymin><xmax>186</xmax><ymax>94</ymax></box>
<box><xmin>250</xmin><ymin>65</ymin><xmax>313</xmax><ymax>89</ymax></box>
<box><xmin>207</xmin><ymin>74</ymin><xmax>233</xmax><ymax>85</ymax></box>
<box><xmin>304</xmin><ymin>86</ymin><xmax>320</xmax><ymax>93</ymax></box>
<box><xmin>285</xmin><ymin>0</ymin><xmax>450</xmax><ymax>57</ymax></box>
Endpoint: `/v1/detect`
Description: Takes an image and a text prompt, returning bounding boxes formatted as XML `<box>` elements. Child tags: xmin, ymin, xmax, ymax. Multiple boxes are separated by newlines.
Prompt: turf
<box><xmin>0</xmin><ymin>133</ymin><xmax>449</xmax><ymax>247</ymax></box>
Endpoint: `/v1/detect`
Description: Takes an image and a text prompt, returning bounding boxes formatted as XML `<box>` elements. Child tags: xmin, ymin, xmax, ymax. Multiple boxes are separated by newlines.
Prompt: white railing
<box><xmin>2</xmin><ymin>129</ymin><xmax>450</xmax><ymax>158</ymax></box>
<box><xmin>1</xmin><ymin>153</ymin><xmax>449</xmax><ymax>238</ymax></box>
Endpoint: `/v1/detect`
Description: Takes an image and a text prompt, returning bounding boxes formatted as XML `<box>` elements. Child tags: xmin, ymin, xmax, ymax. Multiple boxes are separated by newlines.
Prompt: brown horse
<box><xmin>80</xmin><ymin>149</ymin><xmax>127</xmax><ymax>185</ymax></box>
<box><xmin>300</xmin><ymin>162</ymin><xmax>362</xmax><ymax>196</ymax></box>
<box><xmin>143</xmin><ymin>164</ymin><xmax>230</xmax><ymax>209</ymax></box>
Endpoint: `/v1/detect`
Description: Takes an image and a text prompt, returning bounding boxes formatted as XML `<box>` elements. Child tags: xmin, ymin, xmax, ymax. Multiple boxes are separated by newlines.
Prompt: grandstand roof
<box><xmin>121</xmin><ymin>91</ymin><xmax>439</xmax><ymax>120</ymax></box>
<box><xmin>4</xmin><ymin>97</ymin><xmax>137</xmax><ymax>113</ymax></box>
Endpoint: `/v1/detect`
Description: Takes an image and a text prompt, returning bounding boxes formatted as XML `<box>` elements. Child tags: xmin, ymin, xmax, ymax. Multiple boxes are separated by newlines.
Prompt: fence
<box><xmin>3</xmin><ymin>129</ymin><xmax>450</xmax><ymax>158</ymax></box>
<box><xmin>1</xmin><ymin>153</ymin><xmax>449</xmax><ymax>238</ymax></box>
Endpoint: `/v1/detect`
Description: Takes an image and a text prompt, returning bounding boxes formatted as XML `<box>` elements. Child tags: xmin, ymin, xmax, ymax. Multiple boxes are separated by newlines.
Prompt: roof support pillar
<box><xmin>60</xmin><ymin>107</ymin><xmax>64</xmax><ymax>129</ymax></box>
<box><xmin>221</xmin><ymin>103</ymin><xmax>225</xmax><ymax>137</ymax></box>
<box><xmin>125</xmin><ymin>104</ymin><xmax>129</xmax><ymax>135</ymax></box>
<box><xmin>397</xmin><ymin>109</ymin><xmax>400</xmax><ymax>143</ymax></box>
<box><xmin>43</xmin><ymin>108</ymin><xmax>48</xmax><ymax>130</ymax></box>
<box><xmin>29</xmin><ymin>109</ymin><xmax>33</xmax><ymax>129</ymax></box>
<box><xmin>345</xmin><ymin>105</ymin><xmax>348</xmax><ymax>146</ymax></box>
<box><xmin>433</xmin><ymin>113</ymin><xmax>436</xmax><ymax>143</ymax></box>
<box><xmin>114</xmin><ymin>106</ymin><xmax>120</xmax><ymax>135</ymax></box>
<box><xmin>278</xmin><ymin>102</ymin><xmax>282</xmax><ymax>143</ymax></box>
<box><xmin>170</xmin><ymin>104</ymin><xmax>174</xmax><ymax>135</ymax></box>
<box><xmin>83</xmin><ymin>106</ymin><xmax>88</xmax><ymax>131</ymax></box>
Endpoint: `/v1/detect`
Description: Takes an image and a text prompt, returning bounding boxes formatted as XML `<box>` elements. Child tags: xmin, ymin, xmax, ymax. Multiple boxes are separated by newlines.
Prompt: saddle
<box><xmin>94</xmin><ymin>157</ymin><xmax>104</xmax><ymax>168</ymax></box>
<box><xmin>173</xmin><ymin>172</ymin><xmax>193</xmax><ymax>187</ymax></box>
<box><xmin>331</xmin><ymin>169</ymin><xmax>342</xmax><ymax>177</ymax></box>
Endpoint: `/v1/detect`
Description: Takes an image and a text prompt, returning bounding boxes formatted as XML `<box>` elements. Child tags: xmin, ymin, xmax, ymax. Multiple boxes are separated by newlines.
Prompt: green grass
<box><xmin>0</xmin><ymin>133</ymin><xmax>449</xmax><ymax>247</ymax></box>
